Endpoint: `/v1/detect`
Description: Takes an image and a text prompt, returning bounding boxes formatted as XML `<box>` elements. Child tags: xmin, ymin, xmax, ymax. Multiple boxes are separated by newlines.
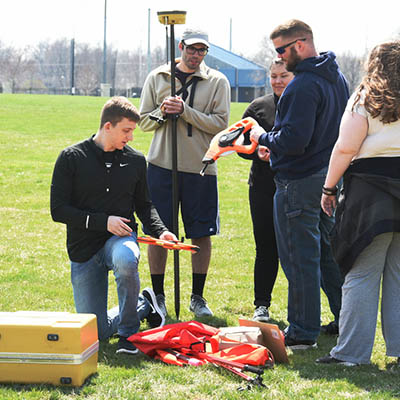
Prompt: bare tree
<box><xmin>114</xmin><ymin>45</ymin><xmax>168</xmax><ymax>97</ymax></box>
<box><xmin>17</xmin><ymin>54</ymin><xmax>38</xmax><ymax>92</ymax></box>
<box><xmin>0</xmin><ymin>37</ymin><xmax>213</xmax><ymax>96</ymax></box>
<box><xmin>0</xmin><ymin>42</ymin><xmax>37</xmax><ymax>92</ymax></box>
<box><xmin>151</xmin><ymin>45</ymin><xmax>167</xmax><ymax>69</ymax></box>
<box><xmin>74</xmin><ymin>43</ymin><xmax>118</xmax><ymax>95</ymax></box>
<box><xmin>75</xmin><ymin>43</ymin><xmax>101</xmax><ymax>95</ymax></box>
<box><xmin>33</xmin><ymin>39</ymin><xmax>70</xmax><ymax>91</ymax></box>
<box><xmin>250</xmin><ymin>35</ymin><xmax>276</xmax><ymax>69</ymax></box>
<box><xmin>336</xmin><ymin>52</ymin><xmax>365</xmax><ymax>93</ymax></box>
<box><xmin>115</xmin><ymin>49</ymin><xmax>144</xmax><ymax>92</ymax></box>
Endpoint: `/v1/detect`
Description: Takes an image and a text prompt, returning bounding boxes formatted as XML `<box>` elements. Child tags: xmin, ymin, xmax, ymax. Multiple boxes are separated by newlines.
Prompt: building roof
<box><xmin>207</xmin><ymin>44</ymin><xmax>264</xmax><ymax>70</ymax></box>
<box><xmin>205</xmin><ymin>43</ymin><xmax>266</xmax><ymax>88</ymax></box>
<box><xmin>176</xmin><ymin>39</ymin><xmax>267</xmax><ymax>88</ymax></box>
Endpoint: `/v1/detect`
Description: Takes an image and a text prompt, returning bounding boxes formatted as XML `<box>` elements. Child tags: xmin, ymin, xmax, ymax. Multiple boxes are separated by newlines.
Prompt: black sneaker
<box><xmin>142</xmin><ymin>287</ymin><xmax>165</xmax><ymax>328</ymax></box>
<box><xmin>316</xmin><ymin>354</ymin><xmax>359</xmax><ymax>367</ymax></box>
<box><xmin>116</xmin><ymin>337</ymin><xmax>138</xmax><ymax>355</ymax></box>
<box><xmin>284</xmin><ymin>335</ymin><xmax>317</xmax><ymax>350</ymax></box>
<box><xmin>320</xmin><ymin>321</ymin><xmax>339</xmax><ymax>335</ymax></box>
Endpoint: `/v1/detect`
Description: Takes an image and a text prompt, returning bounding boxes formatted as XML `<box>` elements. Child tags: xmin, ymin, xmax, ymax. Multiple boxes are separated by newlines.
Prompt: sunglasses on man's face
<box><xmin>275</xmin><ymin>38</ymin><xmax>306</xmax><ymax>54</ymax></box>
<box><xmin>184</xmin><ymin>45</ymin><xmax>208</xmax><ymax>56</ymax></box>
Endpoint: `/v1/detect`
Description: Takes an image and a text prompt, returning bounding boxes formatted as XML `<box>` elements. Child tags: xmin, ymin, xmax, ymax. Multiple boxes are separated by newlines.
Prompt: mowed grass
<box><xmin>0</xmin><ymin>94</ymin><xmax>399</xmax><ymax>400</ymax></box>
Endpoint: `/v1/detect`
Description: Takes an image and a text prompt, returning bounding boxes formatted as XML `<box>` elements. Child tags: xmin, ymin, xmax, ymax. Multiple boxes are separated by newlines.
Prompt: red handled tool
<box><xmin>164</xmin><ymin>349</ymin><xmax>204</xmax><ymax>366</ymax></box>
<box><xmin>214</xmin><ymin>362</ymin><xmax>266</xmax><ymax>390</ymax></box>
<box><xmin>187</xmin><ymin>351</ymin><xmax>266</xmax><ymax>375</ymax></box>
<box><xmin>137</xmin><ymin>236</ymin><xmax>200</xmax><ymax>254</ymax></box>
<box><xmin>185</xmin><ymin>350</ymin><xmax>268</xmax><ymax>389</ymax></box>
<box><xmin>200</xmin><ymin>117</ymin><xmax>259</xmax><ymax>176</ymax></box>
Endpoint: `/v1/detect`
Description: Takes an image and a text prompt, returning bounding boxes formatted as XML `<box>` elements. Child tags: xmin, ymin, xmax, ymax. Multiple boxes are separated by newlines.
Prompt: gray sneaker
<box><xmin>252</xmin><ymin>306</ymin><xmax>270</xmax><ymax>322</ymax></box>
<box><xmin>189</xmin><ymin>294</ymin><xmax>213</xmax><ymax>317</ymax></box>
<box><xmin>156</xmin><ymin>293</ymin><xmax>167</xmax><ymax>318</ymax></box>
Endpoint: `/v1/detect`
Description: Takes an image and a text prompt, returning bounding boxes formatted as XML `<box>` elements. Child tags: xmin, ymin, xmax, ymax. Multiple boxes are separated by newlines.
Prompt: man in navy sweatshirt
<box><xmin>251</xmin><ymin>19</ymin><xmax>349</xmax><ymax>350</ymax></box>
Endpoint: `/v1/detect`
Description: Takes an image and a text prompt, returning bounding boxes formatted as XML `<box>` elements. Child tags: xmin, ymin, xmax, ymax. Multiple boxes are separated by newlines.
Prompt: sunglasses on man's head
<box><xmin>275</xmin><ymin>38</ymin><xmax>306</xmax><ymax>54</ymax></box>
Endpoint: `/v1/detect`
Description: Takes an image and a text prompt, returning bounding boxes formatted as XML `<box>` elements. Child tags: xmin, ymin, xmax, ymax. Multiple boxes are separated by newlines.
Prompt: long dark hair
<box><xmin>353</xmin><ymin>40</ymin><xmax>400</xmax><ymax>124</ymax></box>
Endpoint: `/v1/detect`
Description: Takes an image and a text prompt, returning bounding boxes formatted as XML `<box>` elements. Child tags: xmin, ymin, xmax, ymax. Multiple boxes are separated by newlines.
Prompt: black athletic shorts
<box><xmin>145</xmin><ymin>163</ymin><xmax>219</xmax><ymax>238</ymax></box>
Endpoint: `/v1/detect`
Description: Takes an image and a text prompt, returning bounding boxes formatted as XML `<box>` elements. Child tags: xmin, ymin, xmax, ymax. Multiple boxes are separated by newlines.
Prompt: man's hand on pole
<box><xmin>161</xmin><ymin>96</ymin><xmax>184</xmax><ymax>115</ymax></box>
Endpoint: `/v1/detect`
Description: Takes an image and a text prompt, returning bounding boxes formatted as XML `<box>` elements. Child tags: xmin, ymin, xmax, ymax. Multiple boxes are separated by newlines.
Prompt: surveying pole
<box><xmin>157</xmin><ymin>10</ymin><xmax>187</xmax><ymax>319</ymax></box>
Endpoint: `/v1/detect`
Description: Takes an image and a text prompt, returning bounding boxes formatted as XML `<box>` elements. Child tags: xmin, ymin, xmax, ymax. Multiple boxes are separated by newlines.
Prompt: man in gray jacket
<box><xmin>139</xmin><ymin>28</ymin><xmax>230</xmax><ymax>318</ymax></box>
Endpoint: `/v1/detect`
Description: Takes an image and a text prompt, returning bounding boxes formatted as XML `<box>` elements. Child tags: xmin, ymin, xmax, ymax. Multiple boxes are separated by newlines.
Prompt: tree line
<box><xmin>0</xmin><ymin>36</ymin><xmax>369</xmax><ymax>98</ymax></box>
<box><xmin>0</xmin><ymin>39</ymin><xmax>166</xmax><ymax>96</ymax></box>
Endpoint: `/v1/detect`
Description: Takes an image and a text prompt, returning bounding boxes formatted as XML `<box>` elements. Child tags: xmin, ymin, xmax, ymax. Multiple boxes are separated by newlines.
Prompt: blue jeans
<box><xmin>274</xmin><ymin>168</ymin><xmax>343</xmax><ymax>341</ymax></box>
<box><xmin>71</xmin><ymin>233</ymin><xmax>150</xmax><ymax>340</ymax></box>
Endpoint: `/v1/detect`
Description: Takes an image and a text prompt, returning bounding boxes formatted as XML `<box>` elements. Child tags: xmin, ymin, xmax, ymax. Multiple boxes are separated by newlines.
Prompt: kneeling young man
<box><xmin>51</xmin><ymin>97</ymin><xmax>176</xmax><ymax>354</ymax></box>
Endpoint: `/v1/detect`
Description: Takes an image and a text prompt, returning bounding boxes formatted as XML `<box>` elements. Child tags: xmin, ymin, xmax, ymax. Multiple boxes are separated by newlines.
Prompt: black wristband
<box><xmin>322</xmin><ymin>185</ymin><xmax>338</xmax><ymax>196</ymax></box>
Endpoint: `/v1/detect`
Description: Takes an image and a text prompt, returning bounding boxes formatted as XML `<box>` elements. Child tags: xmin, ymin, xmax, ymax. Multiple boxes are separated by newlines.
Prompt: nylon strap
<box><xmin>176</xmin><ymin>76</ymin><xmax>201</xmax><ymax>137</ymax></box>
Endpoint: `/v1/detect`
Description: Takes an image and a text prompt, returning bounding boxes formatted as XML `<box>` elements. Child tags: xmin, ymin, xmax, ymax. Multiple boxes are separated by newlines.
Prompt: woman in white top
<box><xmin>316</xmin><ymin>40</ymin><xmax>400</xmax><ymax>366</ymax></box>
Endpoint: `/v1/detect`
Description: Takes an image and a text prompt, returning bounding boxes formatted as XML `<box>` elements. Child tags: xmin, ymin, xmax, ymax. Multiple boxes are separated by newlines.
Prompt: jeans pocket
<box><xmin>286</xmin><ymin>209</ymin><xmax>302</xmax><ymax>219</ymax></box>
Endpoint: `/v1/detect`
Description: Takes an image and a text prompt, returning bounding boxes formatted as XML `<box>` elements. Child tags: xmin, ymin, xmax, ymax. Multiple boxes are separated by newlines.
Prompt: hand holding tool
<box><xmin>137</xmin><ymin>236</ymin><xmax>200</xmax><ymax>254</ymax></box>
<box><xmin>200</xmin><ymin>117</ymin><xmax>260</xmax><ymax>176</ymax></box>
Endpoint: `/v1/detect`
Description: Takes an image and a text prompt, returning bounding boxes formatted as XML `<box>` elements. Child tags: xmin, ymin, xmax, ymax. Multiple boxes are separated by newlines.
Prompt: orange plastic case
<box><xmin>0</xmin><ymin>311</ymin><xmax>98</xmax><ymax>386</ymax></box>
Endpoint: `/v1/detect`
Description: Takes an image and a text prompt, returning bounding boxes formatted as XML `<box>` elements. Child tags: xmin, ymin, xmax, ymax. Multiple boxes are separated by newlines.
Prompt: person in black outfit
<box><xmin>50</xmin><ymin>97</ymin><xmax>176</xmax><ymax>355</ymax></box>
<box><xmin>238</xmin><ymin>59</ymin><xmax>294</xmax><ymax>322</ymax></box>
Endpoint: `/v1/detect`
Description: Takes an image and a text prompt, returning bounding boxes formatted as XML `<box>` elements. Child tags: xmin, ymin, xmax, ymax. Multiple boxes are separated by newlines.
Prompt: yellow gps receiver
<box><xmin>157</xmin><ymin>11</ymin><xmax>187</xmax><ymax>25</ymax></box>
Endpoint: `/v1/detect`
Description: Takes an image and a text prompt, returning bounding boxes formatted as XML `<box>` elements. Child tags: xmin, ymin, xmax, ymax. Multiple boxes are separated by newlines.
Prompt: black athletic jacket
<box><xmin>237</xmin><ymin>93</ymin><xmax>277</xmax><ymax>194</ymax></box>
<box><xmin>50</xmin><ymin>136</ymin><xmax>166</xmax><ymax>262</ymax></box>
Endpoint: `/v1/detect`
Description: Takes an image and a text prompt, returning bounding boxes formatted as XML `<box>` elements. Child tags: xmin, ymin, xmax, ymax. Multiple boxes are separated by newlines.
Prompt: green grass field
<box><xmin>0</xmin><ymin>94</ymin><xmax>399</xmax><ymax>399</ymax></box>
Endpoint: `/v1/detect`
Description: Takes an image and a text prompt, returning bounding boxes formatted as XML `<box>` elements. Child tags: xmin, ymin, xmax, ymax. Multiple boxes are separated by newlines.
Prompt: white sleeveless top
<box><xmin>347</xmin><ymin>91</ymin><xmax>400</xmax><ymax>160</ymax></box>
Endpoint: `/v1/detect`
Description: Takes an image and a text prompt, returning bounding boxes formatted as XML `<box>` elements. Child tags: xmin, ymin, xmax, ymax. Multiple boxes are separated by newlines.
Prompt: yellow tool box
<box><xmin>0</xmin><ymin>311</ymin><xmax>99</xmax><ymax>386</ymax></box>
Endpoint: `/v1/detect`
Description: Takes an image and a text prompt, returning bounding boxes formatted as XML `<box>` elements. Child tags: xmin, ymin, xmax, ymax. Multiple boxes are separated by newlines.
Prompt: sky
<box><xmin>1</xmin><ymin>0</ymin><xmax>399</xmax><ymax>58</ymax></box>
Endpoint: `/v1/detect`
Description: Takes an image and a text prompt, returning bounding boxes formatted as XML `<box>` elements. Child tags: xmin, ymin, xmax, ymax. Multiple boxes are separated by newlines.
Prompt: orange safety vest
<box><xmin>129</xmin><ymin>321</ymin><xmax>274</xmax><ymax>367</ymax></box>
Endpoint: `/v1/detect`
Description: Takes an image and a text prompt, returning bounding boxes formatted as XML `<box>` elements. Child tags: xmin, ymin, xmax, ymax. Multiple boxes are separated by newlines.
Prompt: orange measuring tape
<box><xmin>200</xmin><ymin>117</ymin><xmax>259</xmax><ymax>176</ymax></box>
<box><xmin>137</xmin><ymin>236</ymin><xmax>200</xmax><ymax>254</ymax></box>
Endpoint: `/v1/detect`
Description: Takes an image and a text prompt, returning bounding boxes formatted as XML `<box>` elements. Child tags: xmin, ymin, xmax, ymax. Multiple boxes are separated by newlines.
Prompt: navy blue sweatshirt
<box><xmin>259</xmin><ymin>51</ymin><xmax>349</xmax><ymax>180</ymax></box>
